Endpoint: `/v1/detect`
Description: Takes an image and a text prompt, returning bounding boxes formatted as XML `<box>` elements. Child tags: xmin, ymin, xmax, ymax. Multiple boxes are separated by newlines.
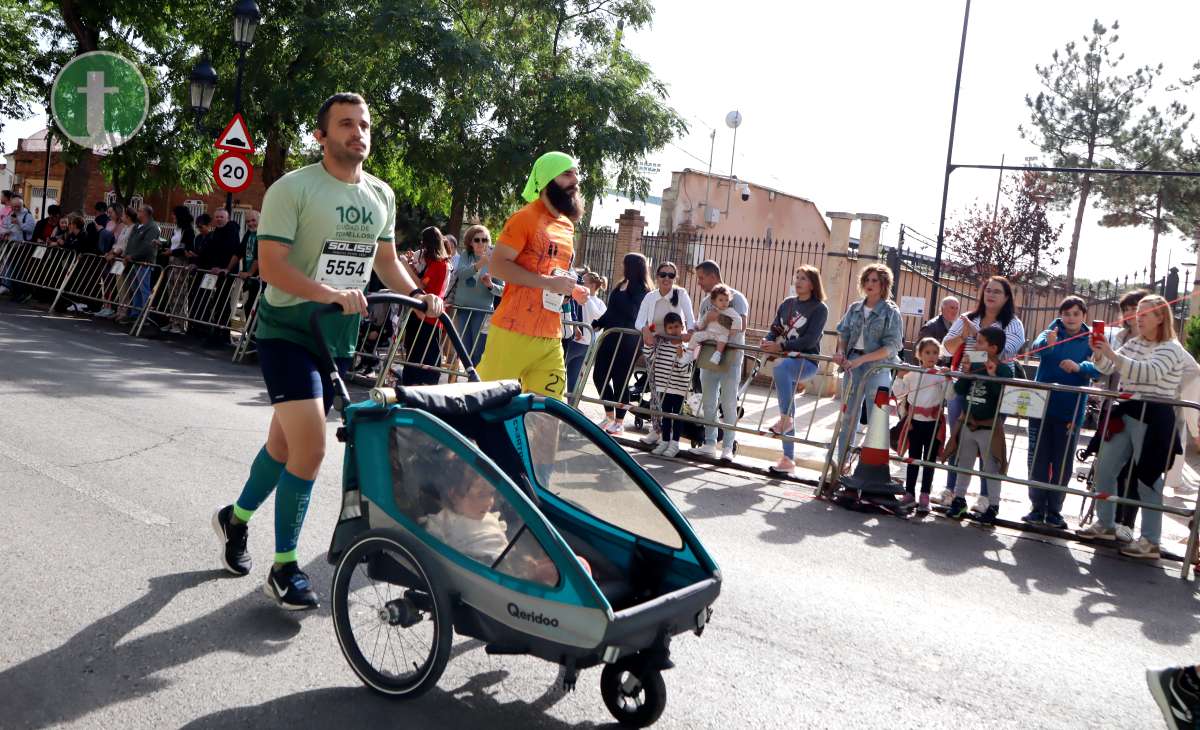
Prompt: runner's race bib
<box><xmin>543</xmin><ymin>267</ymin><xmax>570</xmax><ymax>313</ymax></box>
<box><xmin>316</xmin><ymin>240</ymin><xmax>375</xmax><ymax>290</ymax></box>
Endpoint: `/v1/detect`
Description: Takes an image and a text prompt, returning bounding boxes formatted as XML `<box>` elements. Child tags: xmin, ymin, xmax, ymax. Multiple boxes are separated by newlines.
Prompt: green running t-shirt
<box><xmin>254</xmin><ymin>162</ymin><xmax>396</xmax><ymax>358</ymax></box>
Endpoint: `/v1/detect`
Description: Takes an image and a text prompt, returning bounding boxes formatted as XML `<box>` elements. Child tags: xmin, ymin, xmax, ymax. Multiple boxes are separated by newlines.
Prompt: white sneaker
<box><xmin>651</xmin><ymin>442</ymin><xmax>670</xmax><ymax>456</ymax></box>
<box><xmin>972</xmin><ymin>496</ymin><xmax>990</xmax><ymax>514</ymax></box>
<box><xmin>94</xmin><ymin>307</ymin><xmax>115</xmax><ymax>318</ymax></box>
<box><xmin>720</xmin><ymin>441</ymin><xmax>736</xmax><ymax>461</ymax></box>
<box><xmin>662</xmin><ymin>442</ymin><xmax>680</xmax><ymax>458</ymax></box>
<box><xmin>604</xmin><ymin>421</ymin><xmax>624</xmax><ymax>435</ymax></box>
<box><xmin>1076</xmin><ymin>522</ymin><xmax>1118</xmax><ymax>541</ymax></box>
<box><xmin>640</xmin><ymin>431</ymin><xmax>661</xmax><ymax>446</ymax></box>
<box><xmin>708</xmin><ymin>351</ymin><xmax>723</xmax><ymax>365</ymax></box>
<box><xmin>1114</xmin><ymin>525</ymin><xmax>1135</xmax><ymax>544</ymax></box>
<box><xmin>0</xmin><ymin>286</ymin><xmax>10</xmax><ymax>295</ymax></box>
<box><xmin>598</xmin><ymin>418</ymin><xmax>614</xmax><ymax>431</ymax></box>
<box><xmin>938</xmin><ymin>489</ymin><xmax>955</xmax><ymax>507</ymax></box>
<box><xmin>690</xmin><ymin>442</ymin><xmax>718</xmax><ymax>458</ymax></box>
<box><xmin>1119</xmin><ymin>537</ymin><xmax>1161</xmax><ymax>560</ymax></box>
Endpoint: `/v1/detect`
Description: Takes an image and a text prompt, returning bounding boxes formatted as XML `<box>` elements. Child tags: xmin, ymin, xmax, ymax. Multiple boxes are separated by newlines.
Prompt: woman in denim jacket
<box><xmin>833</xmin><ymin>263</ymin><xmax>903</xmax><ymax>467</ymax></box>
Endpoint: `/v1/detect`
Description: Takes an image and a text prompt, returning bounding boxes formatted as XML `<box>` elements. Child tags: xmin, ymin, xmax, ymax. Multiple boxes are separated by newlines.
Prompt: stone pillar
<box><xmin>804</xmin><ymin>212</ymin><xmax>859</xmax><ymax>397</ymax></box>
<box><xmin>672</xmin><ymin>222</ymin><xmax>699</xmax><ymax>290</ymax></box>
<box><xmin>856</xmin><ymin>213</ymin><xmax>889</xmax><ymax>260</ymax></box>
<box><xmin>614</xmin><ymin>209</ymin><xmax>646</xmax><ymax>278</ymax></box>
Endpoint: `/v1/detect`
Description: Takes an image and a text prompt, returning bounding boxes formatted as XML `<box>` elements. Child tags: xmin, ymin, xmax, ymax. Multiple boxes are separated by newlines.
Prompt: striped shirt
<box><xmin>649</xmin><ymin>341</ymin><xmax>694</xmax><ymax>396</ymax></box>
<box><xmin>1095</xmin><ymin>337</ymin><xmax>1192</xmax><ymax>400</ymax></box>
<box><xmin>944</xmin><ymin>315</ymin><xmax>1026</xmax><ymax>361</ymax></box>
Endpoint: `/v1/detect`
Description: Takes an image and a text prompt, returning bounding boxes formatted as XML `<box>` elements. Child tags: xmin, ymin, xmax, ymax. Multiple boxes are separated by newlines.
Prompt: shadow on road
<box><xmin>0</xmin><ymin>566</ymin><xmax>318</xmax><ymax>729</ymax></box>
<box><xmin>757</xmin><ymin>496</ymin><xmax>1200</xmax><ymax>645</ymax></box>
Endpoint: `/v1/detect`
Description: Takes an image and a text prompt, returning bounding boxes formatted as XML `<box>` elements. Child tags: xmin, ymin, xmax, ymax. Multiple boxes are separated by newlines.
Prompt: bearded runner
<box><xmin>210</xmin><ymin>92</ymin><xmax>443</xmax><ymax>611</ymax></box>
<box><xmin>477</xmin><ymin>151</ymin><xmax>587</xmax><ymax>399</ymax></box>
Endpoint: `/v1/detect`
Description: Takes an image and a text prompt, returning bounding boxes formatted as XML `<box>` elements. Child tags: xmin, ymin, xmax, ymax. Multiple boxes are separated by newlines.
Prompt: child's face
<box><xmin>918</xmin><ymin>344</ymin><xmax>939</xmax><ymax>368</ymax></box>
<box><xmin>975</xmin><ymin>337</ymin><xmax>1000</xmax><ymax>358</ymax></box>
<box><xmin>449</xmin><ymin>480</ymin><xmax>495</xmax><ymax>520</ymax></box>
<box><xmin>665</xmin><ymin>321</ymin><xmax>683</xmax><ymax>337</ymax></box>
<box><xmin>1060</xmin><ymin>306</ymin><xmax>1085</xmax><ymax>332</ymax></box>
<box><xmin>69</xmin><ymin>223</ymin><xmax>81</xmax><ymax>234</ymax></box>
<box><xmin>713</xmin><ymin>293</ymin><xmax>730</xmax><ymax>310</ymax></box>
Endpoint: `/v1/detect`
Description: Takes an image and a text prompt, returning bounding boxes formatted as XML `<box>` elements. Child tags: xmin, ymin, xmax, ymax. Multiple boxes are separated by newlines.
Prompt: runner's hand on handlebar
<box><xmin>327</xmin><ymin>287</ymin><xmax>368</xmax><ymax>316</ymax></box>
<box><xmin>417</xmin><ymin>292</ymin><xmax>444</xmax><ymax>318</ymax></box>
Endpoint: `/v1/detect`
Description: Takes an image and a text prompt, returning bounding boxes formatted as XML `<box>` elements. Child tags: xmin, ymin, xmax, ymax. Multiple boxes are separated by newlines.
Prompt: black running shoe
<box><xmin>1147</xmin><ymin>666</ymin><xmax>1200</xmax><ymax>729</ymax></box>
<box><xmin>973</xmin><ymin>505</ymin><xmax>999</xmax><ymax>527</ymax></box>
<box><xmin>212</xmin><ymin>505</ymin><xmax>252</xmax><ymax>576</ymax></box>
<box><xmin>947</xmin><ymin>497</ymin><xmax>969</xmax><ymax>520</ymax></box>
<box><xmin>264</xmin><ymin>562</ymin><xmax>319</xmax><ymax>611</ymax></box>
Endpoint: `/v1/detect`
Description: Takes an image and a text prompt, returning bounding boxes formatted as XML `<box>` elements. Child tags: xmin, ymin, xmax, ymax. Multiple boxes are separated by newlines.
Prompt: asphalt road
<box><xmin>1</xmin><ymin>301</ymin><xmax>1197</xmax><ymax>729</ymax></box>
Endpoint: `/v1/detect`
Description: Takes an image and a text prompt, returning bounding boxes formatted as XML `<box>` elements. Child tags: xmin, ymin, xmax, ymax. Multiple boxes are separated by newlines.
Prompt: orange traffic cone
<box><xmin>839</xmin><ymin>385</ymin><xmax>903</xmax><ymax>496</ymax></box>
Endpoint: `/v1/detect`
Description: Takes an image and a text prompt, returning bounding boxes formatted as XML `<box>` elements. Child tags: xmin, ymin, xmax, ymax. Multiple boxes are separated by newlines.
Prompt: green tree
<box><xmin>1020</xmin><ymin>19</ymin><xmax>1160</xmax><ymax>290</ymax></box>
<box><xmin>1096</xmin><ymin>102</ymin><xmax>1200</xmax><ymax>283</ymax></box>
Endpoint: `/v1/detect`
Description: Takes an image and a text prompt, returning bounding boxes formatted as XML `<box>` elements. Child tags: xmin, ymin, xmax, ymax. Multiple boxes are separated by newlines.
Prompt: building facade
<box><xmin>658</xmin><ymin>168</ymin><xmax>830</xmax><ymax>245</ymax></box>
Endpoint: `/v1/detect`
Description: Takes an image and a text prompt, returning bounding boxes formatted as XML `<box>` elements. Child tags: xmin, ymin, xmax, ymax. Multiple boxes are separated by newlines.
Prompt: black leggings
<box><xmin>401</xmin><ymin>317</ymin><xmax>441</xmax><ymax>386</ymax></box>
<box><xmin>659</xmin><ymin>393</ymin><xmax>685</xmax><ymax>442</ymax></box>
<box><xmin>592</xmin><ymin>333</ymin><xmax>640</xmax><ymax>418</ymax></box>
<box><xmin>904</xmin><ymin>419</ymin><xmax>942</xmax><ymax>495</ymax></box>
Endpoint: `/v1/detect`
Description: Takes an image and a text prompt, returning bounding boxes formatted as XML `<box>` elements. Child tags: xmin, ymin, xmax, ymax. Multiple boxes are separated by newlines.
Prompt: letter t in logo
<box><xmin>77</xmin><ymin>71</ymin><xmax>118</xmax><ymax>141</ymax></box>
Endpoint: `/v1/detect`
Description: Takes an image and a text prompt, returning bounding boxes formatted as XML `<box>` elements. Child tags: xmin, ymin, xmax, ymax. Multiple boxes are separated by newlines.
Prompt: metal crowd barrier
<box><xmin>822</xmin><ymin>359</ymin><xmax>1200</xmax><ymax>579</ymax></box>
<box><xmin>0</xmin><ymin>240</ymin><xmax>79</xmax><ymax>301</ymax></box>
<box><xmin>231</xmin><ymin>278</ymin><xmax>266</xmax><ymax>363</ymax></box>
<box><xmin>132</xmin><ymin>264</ymin><xmax>254</xmax><ymax>341</ymax></box>
<box><xmin>49</xmin><ymin>252</ymin><xmax>160</xmax><ymax>321</ymax></box>
<box><xmin>569</xmin><ymin>326</ymin><xmax>842</xmax><ymax>457</ymax></box>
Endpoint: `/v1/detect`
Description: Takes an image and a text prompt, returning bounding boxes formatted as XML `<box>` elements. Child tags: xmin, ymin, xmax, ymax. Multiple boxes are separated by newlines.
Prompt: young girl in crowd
<box><xmin>682</xmin><ymin>284</ymin><xmax>742</xmax><ymax>366</ymax></box>
<box><xmin>891</xmin><ymin>337</ymin><xmax>953</xmax><ymax>512</ymax></box>
<box><xmin>563</xmin><ymin>270</ymin><xmax>607</xmax><ymax>395</ymax></box>
<box><xmin>649</xmin><ymin>312</ymin><xmax>694</xmax><ymax>458</ymax></box>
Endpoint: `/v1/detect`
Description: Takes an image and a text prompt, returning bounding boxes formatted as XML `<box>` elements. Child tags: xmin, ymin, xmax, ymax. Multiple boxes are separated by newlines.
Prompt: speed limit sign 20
<box><xmin>213</xmin><ymin>152</ymin><xmax>253</xmax><ymax>193</ymax></box>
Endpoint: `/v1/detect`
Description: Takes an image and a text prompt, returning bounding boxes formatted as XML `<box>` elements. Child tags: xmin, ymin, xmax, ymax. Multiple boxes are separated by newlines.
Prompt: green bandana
<box><xmin>521</xmin><ymin>151</ymin><xmax>577</xmax><ymax>203</ymax></box>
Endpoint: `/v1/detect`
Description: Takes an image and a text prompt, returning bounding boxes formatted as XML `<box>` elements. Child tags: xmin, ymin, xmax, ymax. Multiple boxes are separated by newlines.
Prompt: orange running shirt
<box><xmin>489</xmin><ymin>199</ymin><xmax>575</xmax><ymax>340</ymax></box>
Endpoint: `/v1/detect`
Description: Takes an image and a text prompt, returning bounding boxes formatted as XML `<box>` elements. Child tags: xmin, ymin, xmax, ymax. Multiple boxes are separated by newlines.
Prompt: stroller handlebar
<box><xmin>308</xmin><ymin>292</ymin><xmax>481</xmax><ymax>412</ymax></box>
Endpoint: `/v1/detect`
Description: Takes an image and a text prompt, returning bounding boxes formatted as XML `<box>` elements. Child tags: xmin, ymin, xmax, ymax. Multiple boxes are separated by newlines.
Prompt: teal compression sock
<box><xmin>274</xmin><ymin>469</ymin><xmax>315</xmax><ymax>563</ymax></box>
<box><xmin>233</xmin><ymin>446</ymin><xmax>286</xmax><ymax>522</ymax></box>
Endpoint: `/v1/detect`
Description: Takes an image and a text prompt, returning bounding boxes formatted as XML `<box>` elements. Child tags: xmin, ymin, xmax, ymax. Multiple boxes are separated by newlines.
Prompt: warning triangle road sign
<box><xmin>214</xmin><ymin>112</ymin><xmax>255</xmax><ymax>154</ymax></box>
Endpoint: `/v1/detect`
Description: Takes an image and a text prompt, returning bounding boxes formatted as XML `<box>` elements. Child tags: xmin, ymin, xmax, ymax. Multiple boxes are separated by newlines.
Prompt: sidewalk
<box><xmin>572</xmin><ymin>377</ymin><xmax>1200</xmax><ymax>560</ymax></box>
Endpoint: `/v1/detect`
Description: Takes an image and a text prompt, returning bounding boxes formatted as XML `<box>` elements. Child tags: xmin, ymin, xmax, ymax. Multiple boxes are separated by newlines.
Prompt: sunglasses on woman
<box><xmin>657</xmin><ymin>271</ymin><xmax>676</xmax><ymax>279</ymax></box>
<box><xmin>473</xmin><ymin>236</ymin><xmax>489</xmax><ymax>243</ymax></box>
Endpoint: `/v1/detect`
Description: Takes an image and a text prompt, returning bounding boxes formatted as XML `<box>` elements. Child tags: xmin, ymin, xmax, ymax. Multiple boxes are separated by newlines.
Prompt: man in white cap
<box><xmin>477</xmin><ymin>151</ymin><xmax>585</xmax><ymax>399</ymax></box>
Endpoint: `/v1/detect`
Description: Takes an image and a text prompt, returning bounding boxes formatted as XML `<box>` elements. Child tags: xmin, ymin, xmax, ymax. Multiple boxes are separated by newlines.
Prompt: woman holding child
<box><xmin>939</xmin><ymin>276</ymin><xmax>1026</xmax><ymax>509</ymax></box>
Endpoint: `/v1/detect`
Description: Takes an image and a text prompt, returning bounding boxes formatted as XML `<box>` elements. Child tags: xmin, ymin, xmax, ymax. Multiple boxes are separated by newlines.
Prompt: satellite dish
<box><xmin>725</xmin><ymin>110</ymin><xmax>743</xmax><ymax>129</ymax></box>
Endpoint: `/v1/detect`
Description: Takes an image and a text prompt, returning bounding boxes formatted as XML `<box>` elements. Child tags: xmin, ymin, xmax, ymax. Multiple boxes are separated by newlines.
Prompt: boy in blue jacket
<box><xmin>1024</xmin><ymin>296</ymin><xmax>1100</xmax><ymax>529</ymax></box>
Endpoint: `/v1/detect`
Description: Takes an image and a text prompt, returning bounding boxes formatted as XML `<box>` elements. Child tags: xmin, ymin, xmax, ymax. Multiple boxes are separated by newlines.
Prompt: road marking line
<box><xmin>0</xmin><ymin>438</ymin><xmax>172</xmax><ymax>526</ymax></box>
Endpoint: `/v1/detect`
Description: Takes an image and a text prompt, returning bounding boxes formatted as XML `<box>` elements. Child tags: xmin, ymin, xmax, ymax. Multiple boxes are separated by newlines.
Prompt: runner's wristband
<box><xmin>409</xmin><ymin>287</ymin><xmax>426</xmax><ymax>298</ymax></box>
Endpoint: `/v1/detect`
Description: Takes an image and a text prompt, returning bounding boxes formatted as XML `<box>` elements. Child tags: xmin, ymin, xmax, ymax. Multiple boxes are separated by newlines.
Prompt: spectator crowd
<box><xmin>4</xmin><ymin>191</ymin><xmax>1200</xmax><ymax>562</ymax></box>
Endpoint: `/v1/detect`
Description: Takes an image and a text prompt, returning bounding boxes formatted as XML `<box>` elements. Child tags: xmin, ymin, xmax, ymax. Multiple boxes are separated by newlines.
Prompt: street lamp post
<box><xmin>188</xmin><ymin>0</ymin><xmax>260</xmax><ymax>213</ymax></box>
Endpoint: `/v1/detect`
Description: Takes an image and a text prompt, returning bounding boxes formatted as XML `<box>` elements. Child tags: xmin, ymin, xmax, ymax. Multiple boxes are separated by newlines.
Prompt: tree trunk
<box><xmin>262</xmin><ymin>133</ymin><xmax>289</xmax><ymax>188</ymax></box>
<box><xmin>60</xmin><ymin>154</ymin><xmax>93</xmax><ymax>215</ymax></box>
<box><xmin>1150</xmin><ymin>193</ymin><xmax>1163</xmax><ymax>284</ymax></box>
<box><xmin>1066</xmin><ymin>173</ymin><xmax>1091</xmax><ymax>291</ymax></box>
<box><xmin>447</xmin><ymin>187</ymin><xmax>467</xmax><ymax>240</ymax></box>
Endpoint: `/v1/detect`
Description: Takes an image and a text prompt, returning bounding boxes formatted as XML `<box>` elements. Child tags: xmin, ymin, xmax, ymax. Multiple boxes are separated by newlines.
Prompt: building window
<box><xmin>129</xmin><ymin>195</ymin><xmax>144</xmax><ymax>211</ymax></box>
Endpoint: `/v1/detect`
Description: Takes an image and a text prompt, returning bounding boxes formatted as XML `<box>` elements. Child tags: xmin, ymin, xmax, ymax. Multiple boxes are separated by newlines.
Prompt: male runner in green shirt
<box><xmin>212</xmin><ymin>92</ymin><xmax>443</xmax><ymax>610</ymax></box>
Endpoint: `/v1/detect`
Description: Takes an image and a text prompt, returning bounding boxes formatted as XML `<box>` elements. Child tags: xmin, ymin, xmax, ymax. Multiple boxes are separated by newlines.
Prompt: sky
<box><xmin>6</xmin><ymin>0</ymin><xmax>1200</xmax><ymax>283</ymax></box>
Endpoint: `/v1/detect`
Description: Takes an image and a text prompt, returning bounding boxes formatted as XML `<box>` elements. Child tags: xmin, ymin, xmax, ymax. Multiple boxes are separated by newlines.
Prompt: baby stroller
<box><xmin>313</xmin><ymin>294</ymin><xmax>722</xmax><ymax>728</ymax></box>
<box><xmin>672</xmin><ymin>349</ymin><xmax>765</xmax><ymax>451</ymax></box>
